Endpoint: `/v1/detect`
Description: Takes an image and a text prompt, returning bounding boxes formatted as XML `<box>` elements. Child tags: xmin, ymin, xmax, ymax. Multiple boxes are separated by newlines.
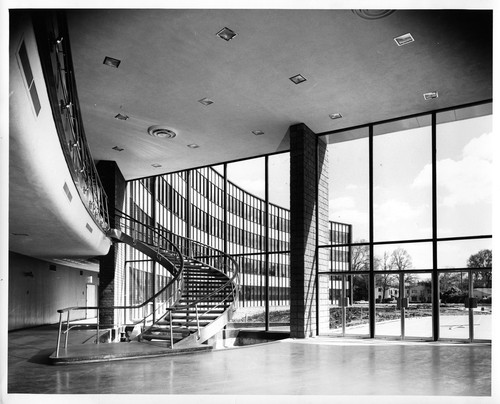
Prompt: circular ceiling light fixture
<box><xmin>147</xmin><ymin>125</ymin><xmax>177</xmax><ymax>139</ymax></box>
<box><xmin>352</xmin><ymin>10</ymin><xmax>395</xmax><ymax>20</ymax></box>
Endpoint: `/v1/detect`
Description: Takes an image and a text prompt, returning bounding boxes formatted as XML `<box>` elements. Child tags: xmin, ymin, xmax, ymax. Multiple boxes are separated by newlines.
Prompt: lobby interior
<box><xmin>3</xmin><ymin>6</ymin><xmax>497</xmax><ymax>404</ymax></box>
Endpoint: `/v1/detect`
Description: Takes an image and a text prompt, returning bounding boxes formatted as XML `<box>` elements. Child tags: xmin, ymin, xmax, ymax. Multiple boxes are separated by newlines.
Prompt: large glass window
<box><xmin>327</xmin><ymin>128</ymin><xmax>369</xmax><ymax>242</ymax></box>
<box><xmin>437</xmin><ymin>110</ymin><xmax>492</xmax><ymax>238</ymax></box>
<box><xmin>318</xmin><ymin>102</ymin><xmax>492</xmax><ymax>342</ymax></box>
<box><xmin>373</xmin><ymin>117</ymin><xmax>432</xmax><ymax>242</ymax></box>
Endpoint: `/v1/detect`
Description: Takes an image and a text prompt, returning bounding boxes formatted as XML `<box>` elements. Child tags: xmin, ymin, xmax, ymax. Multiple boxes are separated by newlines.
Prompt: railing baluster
<box><xmin>64</xmin><ymin>311</ymin><xmax>70</xmax><ymax>348</ymax></box>
<box><xmin>56</xmin><ymin>312</ymin><xmax>63</xmax><ymax>357</ymax></box>
<box><xmin>195</xmin><ymin>304</ymin><xmax>200</xmax><ymax>340</ymax></box>
<box><xmin>169</xmin><ymin>310</ymin><xmax>174</xmax><ymax>348</ymax></box>
<box><xmin>96</xmin><ymin>308</ymin><xmax>100</xmax><ymax>344</ymax></box>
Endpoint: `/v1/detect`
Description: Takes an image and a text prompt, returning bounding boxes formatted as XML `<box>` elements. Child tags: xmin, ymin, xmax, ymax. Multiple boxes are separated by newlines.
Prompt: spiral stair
<box><xmin>51</xmin><ymin>211</ymin><xmax>239</xmax><ymax>363</ymax></box>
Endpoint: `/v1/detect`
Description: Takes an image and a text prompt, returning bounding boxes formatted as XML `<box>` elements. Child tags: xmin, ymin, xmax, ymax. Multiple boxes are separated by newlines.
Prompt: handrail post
<box><xmin>195</xmin><ymin>303</ymin><xmax>200</xmax><ymax>340</ymax></box>
<box><xmin>64</xmin><ymin>311</ymin><xmax>70</xmax><ymax>348</ymax></box>
<box><xmin>96</xmin><ymin>308</ymin><xmax>100</xmax><ymax>344</ymax></box>
<box><xmin>169</xmin><ymin>310</ymin><xmax>174</xmax><ymax>348</ymax></box>
<box><xmin>56</xmin><ymin>312</ymin><xmax>63</xmax><ymax>358</ymax></box>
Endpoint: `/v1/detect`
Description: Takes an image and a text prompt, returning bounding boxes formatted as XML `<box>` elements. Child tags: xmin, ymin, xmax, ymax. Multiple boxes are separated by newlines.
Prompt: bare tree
<box><xmin>376</xmin><ymin>251</ymin><xmax>397</xmax><ymax>301</ymax></box>
<box><xmin>350</xmin><ymin>240</ymin><xmax>370</xmax><ymax>271</ymax></box>
<box><xmin>390</xmin><ymin>247</ymin><xmax>413</xmax><ymax>271</ymax></box>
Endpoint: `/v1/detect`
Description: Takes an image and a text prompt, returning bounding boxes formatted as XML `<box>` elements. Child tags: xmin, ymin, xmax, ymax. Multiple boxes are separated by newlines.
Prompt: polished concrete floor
<box><xmin>6</xmin><ymin>324</ymin><xmax>492</xmax><ymax>400</ymax></box>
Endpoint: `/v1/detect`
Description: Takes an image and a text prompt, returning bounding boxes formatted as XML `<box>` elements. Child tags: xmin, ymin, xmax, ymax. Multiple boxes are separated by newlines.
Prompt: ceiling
<box><xmin>65</xmin><ymin>9</ymin><xmax>493</xmax><ymax>181</ymax></box>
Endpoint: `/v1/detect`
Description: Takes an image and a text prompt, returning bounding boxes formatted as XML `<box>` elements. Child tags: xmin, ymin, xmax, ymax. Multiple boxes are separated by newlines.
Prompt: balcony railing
<box><xmin>34</xmin><ymin>11</ymin><xmax>110</xmax><ymax>232</ymax></box>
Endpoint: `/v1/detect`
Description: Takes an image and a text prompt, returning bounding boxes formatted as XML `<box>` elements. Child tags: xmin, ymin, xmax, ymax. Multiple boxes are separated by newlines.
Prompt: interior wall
<box><xmin>8</xmin><ymin>251</ymin><xmax>99</xmax><ymax>330</ymax></box>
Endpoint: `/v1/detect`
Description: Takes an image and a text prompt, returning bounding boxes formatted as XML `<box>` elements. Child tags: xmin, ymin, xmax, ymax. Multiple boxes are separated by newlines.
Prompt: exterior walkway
<box><xmin>6</xmin><ymin>324</ymin><xmax>493</xmax><ymax>402</ymax></box>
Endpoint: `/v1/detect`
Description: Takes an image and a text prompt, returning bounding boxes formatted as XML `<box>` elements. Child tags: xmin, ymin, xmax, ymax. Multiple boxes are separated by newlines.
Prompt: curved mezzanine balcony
<box><xmin>9</xmin><ymin>11</ymin><xmax>111</xmax><ymax>260</ymax></box>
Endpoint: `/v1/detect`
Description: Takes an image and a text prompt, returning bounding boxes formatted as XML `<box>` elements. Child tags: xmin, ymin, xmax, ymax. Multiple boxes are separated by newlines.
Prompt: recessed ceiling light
<box><xmin>147</xmin><ymin>125</ymin><xmax>177</xmax><ymax>139</ymax></box>
<box><xmin>329</xmin><ymin>113</ymin><xmax>343</xmax><ymax>120</ymax></box>
<box><xmin>114</xmin><ymin>113</ymin><xmax>129</xmax><ymax>120</ymax></box>
<box><xmin>252</xmin><ymin>130</ymin><xmax>265</xmax><ymax>136</ymax></box>
<box><xmin>394</xmin><ymin>33</ymin><xmax>414</xmax><ymax>46</ymax></box>
<box><xmin>112</xmin><ymin>146</ymin><xmax>124</xmax><ymax>152</ymax></box>
<box><xmin>151</xmin><ymin>163</ymin><xmax>162</xmax><ymax>168</ymax></box>
<box><xmin>423</xmin><ymin>91</ymin><xmax>439</xmax><ymax>100</ymax></box>
<box><xmin>289</xmin><ymin>74</ymin><xmax>307</xmax><ymax>85</ymax></box>
<box><xmin>103</xmin><ymin>56</ymin><xmax>121</xmax><ymax>68</ymax></box>
<box><xmin>352</xmin><ymin>10</ymin><xmax>395</xmax><ymax>20</ymax></box>
<box><xmin>216</xmin><ymin>27</ymin><xmax>237</xmax><ymax>41</ymax></box>
<box><xmin>187</xmin><ymin>144</ymin><xmax>200</xmax><ymax>149</ymax></box>
<box><xmin>198</xmin><ymin>97</ymin><xmax>214</xmax><ymax>106</ymax></box>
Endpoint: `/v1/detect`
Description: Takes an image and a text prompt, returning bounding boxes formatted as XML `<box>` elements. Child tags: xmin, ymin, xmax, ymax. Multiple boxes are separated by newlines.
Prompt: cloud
<box><xmin>412</xmin><ymin>132</ymin><xmax>492</xmax><ymax>207</ymax></box>
<box><xmin>374</xmin><ymin>199</ymin><xmax>430</xmax><ymax>239</ymax></box>
<box><xmin>375</xmin><ymin>199</ymin><xmax>425</xmax><ymax>221</ymax></box>
<box><xmin>329</xmin><ymin>196</ymin><xmax>355</xmax><ymax>211</ymax></box>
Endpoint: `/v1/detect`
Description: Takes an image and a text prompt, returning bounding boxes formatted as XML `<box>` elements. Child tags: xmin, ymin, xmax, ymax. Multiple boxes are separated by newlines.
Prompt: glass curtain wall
<box><xmin>318</xmin><ymin>101</ymin><xmax>492</xmax><ymax>341</ymax></box>
<box><xmin>124</xmin><ymin>152</ymin><xmax>292</xmax><ymax>331</ymax></box>
<box><xmin>318</xmin><ymin>128</ymin><xmax>370</xmax><ymax>337</ymax></box>
<box><xmin>436</xmin><ymin>107</ymin><xmax>493</xmax><ymax>341</ymax></box>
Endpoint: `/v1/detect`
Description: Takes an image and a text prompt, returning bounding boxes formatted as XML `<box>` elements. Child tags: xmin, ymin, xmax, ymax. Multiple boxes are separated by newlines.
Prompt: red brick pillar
<box><xmin>290</xmin><ymin>123</ymin><xmax>329</xmax><ymax>338</ymax></box>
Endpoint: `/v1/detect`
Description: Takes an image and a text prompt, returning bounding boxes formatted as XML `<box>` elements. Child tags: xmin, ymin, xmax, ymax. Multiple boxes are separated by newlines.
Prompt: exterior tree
<box><xmin>375</xmin><ymin>251</ymin><xmax>397</xmax><ymax>302</ymax></box>
<box><xmin>350</xmin><ymin>241</ymin><xmax>371</xmax><ymax>303</ymax></box>
<box><xmin>350</xmin><ymin>241</ymin><xmax>370</xmax><ymax>271</ymax></box>
<box><xmin>439</xmin><ymin>272</ymin><xmax>469</xmax><ymax>303</ymax></box>
<box><xmin>467</xmin><ymin>249</ymin><xmax>492</xmax><ymax>288</ymax></box>
<box><xmin>390</xmin><ymin>247</ymin><xmax>413</xmax><ymax>271</ymax></box>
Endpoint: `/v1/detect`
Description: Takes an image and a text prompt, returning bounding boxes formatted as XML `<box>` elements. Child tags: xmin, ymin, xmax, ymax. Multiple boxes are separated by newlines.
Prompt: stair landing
<box><xmin>49</xmin><ymin>341</ymin><xmax>212</xmax><ymax>365</ymax></box>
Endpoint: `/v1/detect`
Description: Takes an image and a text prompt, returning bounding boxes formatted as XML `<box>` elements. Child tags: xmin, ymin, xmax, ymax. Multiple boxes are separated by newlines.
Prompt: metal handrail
<box><xmin>54</xmin><ymin>218</ymin><xmax>185</xmax><ymax>357</ymax></box>
<box><xmin>115</xmin><ymin>209</ymin><xmax>240</xmax><ymax>310</ymax></box>
<box><xmin>37</xmin><ymin>12</ymin><xmax>110</xmax><ymax>233</ymax></box>
<box><xmin>54</xmin><ymin>210</ymin><xmax>240</xmax><ymax>355</ymax></box>
<box><xmin>115</xmin><ymin>209</ymin><xmax>240</xmax><ymax>338</ymax></box>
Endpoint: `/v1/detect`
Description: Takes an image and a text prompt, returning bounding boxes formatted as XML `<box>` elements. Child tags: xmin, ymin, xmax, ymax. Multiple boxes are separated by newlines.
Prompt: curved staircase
<box><xmin>52</xmin><ymin>210</ymin><xmax>239</xmax><ymax>362</ymax></box>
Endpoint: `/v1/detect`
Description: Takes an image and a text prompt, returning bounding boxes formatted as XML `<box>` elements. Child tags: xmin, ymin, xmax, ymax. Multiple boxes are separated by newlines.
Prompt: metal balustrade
<box><xmin>54</xmin><ymin>210</ymin><xmax>240</xmax><ymax>357</ymax></box>
<box><xmin>35</xmin><ymin>11</ymin><xmax>110</xmax><ymax>232</ymax></box>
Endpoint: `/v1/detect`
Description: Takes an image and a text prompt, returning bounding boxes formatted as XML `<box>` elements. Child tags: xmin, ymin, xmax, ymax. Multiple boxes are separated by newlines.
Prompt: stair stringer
<box><xmin>173</xmin><ymin>299</ymin><xmax>236</xmax><ymax>348</ymax></box>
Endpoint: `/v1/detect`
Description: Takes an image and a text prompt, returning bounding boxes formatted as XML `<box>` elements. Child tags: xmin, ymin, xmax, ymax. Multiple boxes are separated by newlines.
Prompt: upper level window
<box><xmin>18</xmin><ymin>41</ymin><xmax>41</xmax><ymax>116</ymax></box>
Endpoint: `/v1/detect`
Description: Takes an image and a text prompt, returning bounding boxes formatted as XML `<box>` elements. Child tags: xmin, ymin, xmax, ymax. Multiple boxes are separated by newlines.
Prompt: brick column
<box><xmin>96</xmin><ymin>161</ymin><xmax>126</xmax><ymax>325</ymax></box>
<box><xmin>290</xmin><ymin>123</ymin><xmax>329</xmax><ymax>338</ymax></box>
<box><xmin>317</xmin><ymin>141</ymin><xmax>330</xmax><ymax>334</ymax></box>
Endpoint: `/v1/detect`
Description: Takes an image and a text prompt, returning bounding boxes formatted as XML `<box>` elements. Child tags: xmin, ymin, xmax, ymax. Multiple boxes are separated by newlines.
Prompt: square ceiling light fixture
<box><xmin>187</xmin><ymin>144</ymin><xmax>200</xmax><ymax>149</ymax></box>
<box><xmin>252</xmin><ymin>130</ymin><xmax>265</xmax><ymax>136</ymax></box>
<box><xmin>112</xmin><ymin>146</ymin><xmax>124</xmax><ymax>152</ymax></box>
<box><xmin>216</xmin><ymin>27</ymin><xmax>237</xmax><ymax>41</ymax></box>
<box><xmin>289</xmin><ymin>74</ymin><xmax>307</xmax><ymax>84</ymax></box>
<box><xmin>329</xmin><ymin>113</ymin><xmax>343</xmax><ymax>120</ymax></box>
<box><xmin>151</xmin><ymin>163</ymin><xmax>162</xmax><ymax>168</ymax></box>
<box><xmin>394</xmin><ymin>33</ymin><xmax>414</xmax><ymax>46</ymax></box>
<box><xmin>114</xmin><ymin>113</ymin><xmax>129</xmax><ymax>120</ymax></box>
<box><xmin>423</xmin><ymin>91</ymin><xmax>439</xmax><ymax>100</ymax></box>
<box><xmin>198</xmin><ymin>97</ymin><xmax>214</xmax><ymax>106</ymax></box>
<box><xmin>103</xmin><ymin>56</ymin><xmax>121</xmax><ymax>68</ymax></box>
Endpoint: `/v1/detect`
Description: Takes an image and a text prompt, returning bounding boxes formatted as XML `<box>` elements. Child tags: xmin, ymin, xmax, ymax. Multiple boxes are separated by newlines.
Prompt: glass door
<box><xmin>375</xmin><ymin>273</ymin><xmax>433</xmax><ymax>340</ymax></box>
<box><xmin>375</xmin><ymin>273</ymin><xmax>401</xmax><ymax>338</ymax></box>
<box><xmin>319</xmin><ymin>274</ymin><xmax>370</xmax><ymax>337</ymax></box>
<box><xmin>439</xmin><ymin>271</ymin><xmax>470</xmax><ymax>340</ymax></box>
<box><xmin>345</xmin><ymin>274</ymin><xmax>370</xmax><ymax>336</ymax></box>
<box><xmin>471</xmin><ymin>270</ymin><xmax>492</xmax><ymax>341</ymax></box>
<box><xmin>403</xmin><ymin>273</ymin><xmax>433</xmax><ymax>339</ymax></box>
